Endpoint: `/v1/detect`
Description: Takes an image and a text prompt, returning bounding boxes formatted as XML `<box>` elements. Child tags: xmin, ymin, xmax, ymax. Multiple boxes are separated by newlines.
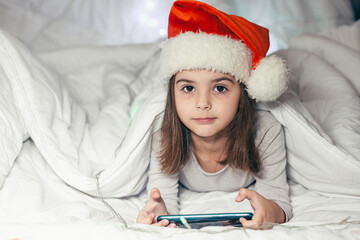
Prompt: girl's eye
<box><xmin>182</xmin><ymin>85</ymin><xmax>195</xmax><ymax>93</ymax></box>
<box><xmin>214</xmin><ymin>85</ymin><xmax>227</xmax><ymax>93</ymax></box>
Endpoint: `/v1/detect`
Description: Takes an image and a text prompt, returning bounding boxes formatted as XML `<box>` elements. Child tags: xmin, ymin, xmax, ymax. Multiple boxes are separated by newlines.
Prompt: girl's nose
<box><xmin>196</xmin><ymin>92</ymin><xmax>211</xmax><ymax>110</ymax></box>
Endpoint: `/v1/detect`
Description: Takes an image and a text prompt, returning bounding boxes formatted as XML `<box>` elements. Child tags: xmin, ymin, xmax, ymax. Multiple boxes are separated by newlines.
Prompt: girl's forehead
<box><xmin>175</xmin><ymin>69</ymin><xmax>235</xmax><ymax>81</ymax></box>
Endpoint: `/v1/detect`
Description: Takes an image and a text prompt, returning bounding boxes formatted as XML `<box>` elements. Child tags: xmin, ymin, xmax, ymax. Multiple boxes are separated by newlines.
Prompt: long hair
<box><xmin>158</xmin><ymin>76</ymin><xmax>260</xmax><ymax>175</ymax></box>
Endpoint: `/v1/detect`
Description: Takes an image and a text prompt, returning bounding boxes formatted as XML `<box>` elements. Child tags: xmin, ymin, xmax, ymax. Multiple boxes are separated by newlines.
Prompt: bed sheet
<box><xmin>0</xmin><ymin>18</ymin><xmax>360</xmax><ymax>240</ymax></box>
<box><xmin>0</xmin><ymin>141</ymin><xmax>359</xmax><ymax>239</ymax></box>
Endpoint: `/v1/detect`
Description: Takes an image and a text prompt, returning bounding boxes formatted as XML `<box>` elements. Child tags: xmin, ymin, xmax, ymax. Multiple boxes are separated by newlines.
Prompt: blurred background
<box><xmin>0</xmin><ymin>0</ymin><xmax>357</xmax><ymax>54</ymax></box>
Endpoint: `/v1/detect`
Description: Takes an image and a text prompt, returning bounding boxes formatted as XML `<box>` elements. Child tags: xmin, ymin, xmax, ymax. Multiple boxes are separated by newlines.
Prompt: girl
<box><xmin>137</xmin><ymin>0</ymin><xmax>291</xmax><ymax>229</ymax></box>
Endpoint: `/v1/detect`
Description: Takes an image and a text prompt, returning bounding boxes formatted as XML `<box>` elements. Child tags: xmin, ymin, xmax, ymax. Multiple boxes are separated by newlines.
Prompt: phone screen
<box><xmin>157</xmin><ymin>212</ymin><xmax>253</xmax><ymax>228</ymax></box>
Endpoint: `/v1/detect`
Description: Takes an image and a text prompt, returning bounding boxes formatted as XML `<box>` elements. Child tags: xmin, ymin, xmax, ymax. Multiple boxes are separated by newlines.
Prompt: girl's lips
<box><xmin>193</xmin><ymin>118</ymin><xmax>216</xmax><ymax>123</ymax></box>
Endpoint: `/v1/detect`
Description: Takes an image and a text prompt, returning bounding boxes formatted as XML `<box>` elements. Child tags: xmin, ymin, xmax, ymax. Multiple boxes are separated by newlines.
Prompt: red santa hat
<box><xmin>160</xmin><ymin>0</ymin><xmax>288</xmax><ymax>102</ymax></box>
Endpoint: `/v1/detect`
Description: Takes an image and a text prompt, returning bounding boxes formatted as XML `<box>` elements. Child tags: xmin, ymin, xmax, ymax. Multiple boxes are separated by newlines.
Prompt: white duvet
<box><xmin>0</xmin><ymin>20</ymin><xmax>359</xmax><ymax>239</ymax></box>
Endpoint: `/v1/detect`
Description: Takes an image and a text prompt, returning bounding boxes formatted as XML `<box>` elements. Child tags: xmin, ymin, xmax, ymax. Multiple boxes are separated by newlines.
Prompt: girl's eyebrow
<box><xmin>175</xmin><ymin>77</ymin><xmax>235</xmax><ymax>84</ymax></box>
<box><xmin>175</xmin><ymin>79</ymin><xmax>195</xmax><ymax>84</ymax></box>
<box><xmin>212</xmin><ymin>77</ymin><xmax>235</xmax><ymax>84</ymax></box>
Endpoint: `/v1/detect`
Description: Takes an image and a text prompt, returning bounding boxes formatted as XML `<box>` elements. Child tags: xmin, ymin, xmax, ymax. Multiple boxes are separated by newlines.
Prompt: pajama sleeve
<box><xmin>146</xmin><ymin>131</ymin><xmax>180</xmax><ymax>215</ymax></box>
<box><xmin>253</xmin><ymin>111</ymin><xmax>293</xmax><ymax>221</ymax></box>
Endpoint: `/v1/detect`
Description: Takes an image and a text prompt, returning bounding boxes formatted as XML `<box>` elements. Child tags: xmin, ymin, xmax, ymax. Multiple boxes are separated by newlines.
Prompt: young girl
<box><xmin>137</xmin><ymin>0</ymin><xmax>291</xmax><ymax>229</ymax></box>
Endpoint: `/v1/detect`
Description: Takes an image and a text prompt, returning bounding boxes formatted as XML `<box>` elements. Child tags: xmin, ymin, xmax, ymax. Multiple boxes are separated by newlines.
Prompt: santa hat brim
<box><xmin>160</xmin><ymin>32</ymin><xmax>288</xmax><ymax>102</ymax></box>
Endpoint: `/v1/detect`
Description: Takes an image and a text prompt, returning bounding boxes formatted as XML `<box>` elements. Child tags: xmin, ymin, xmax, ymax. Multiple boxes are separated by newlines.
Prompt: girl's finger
<box><xmin>152</xmin><ymin>219</ymin><xmax>169</xmax><ymax>227</ymax></box>
<box><xmin>150</xmin><ymin>188</ymin><xmax>161</xmax><ymax>200</ymax></box>
<box><xmin>235</xmin><ymin>188</ymin><xmax>254</xmax><ymax>202</ymax></box>
<box><xmin>168</xmin><ymin>223</ymin><xmax>177</xmax><ymax>228</ymax></box>
<box><xmin>235</xmin><ymin>193</ymin><xmax>245</xmax><ymax>202</ymax></box>
<box><xmin>137</xmin><ymin>212</ymin><xmax>155</xmax><ymax>224</ymax></box>
<box><xmin>240</xmin><ymin>217</ymin><xmax>261</xmax><ymax>229</ymax></box>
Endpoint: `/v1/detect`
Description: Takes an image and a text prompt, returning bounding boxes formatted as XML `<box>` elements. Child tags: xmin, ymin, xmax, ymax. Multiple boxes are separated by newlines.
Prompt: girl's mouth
<box><xmin>193</xmin><ymin>118</ymin><xmax>216</xmax><ymax>123</ymax></box>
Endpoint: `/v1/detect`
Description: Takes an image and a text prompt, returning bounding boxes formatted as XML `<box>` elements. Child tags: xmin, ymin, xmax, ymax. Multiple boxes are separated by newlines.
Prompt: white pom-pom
<box><xmin>245</xmin><ymin>55</ymin><xmax>289</xmax><ymax>102</ymax></box>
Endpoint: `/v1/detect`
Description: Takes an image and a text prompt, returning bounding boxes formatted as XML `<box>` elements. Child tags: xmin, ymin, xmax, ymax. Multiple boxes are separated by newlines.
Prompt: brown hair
<box><xmin>158</xmin><ymin>76</ymin><xmax>260</xmax><ymax>175</ymax></box>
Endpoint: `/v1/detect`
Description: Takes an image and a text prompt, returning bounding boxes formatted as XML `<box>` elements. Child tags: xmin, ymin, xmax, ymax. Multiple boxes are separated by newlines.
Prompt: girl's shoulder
<box><xmin>151</xmin><ymin>130</ymin><xmax>163</xmax><ymax>153</ymax></box>
<box><xmin>254</xmin><ymin>109</ymin><xmax>283</xmax><ymax>144</ymax></box>
<box><xmin>255</xmin><ymin>109</ymin><xmax>280</xmax><ymax>128</ymax></box>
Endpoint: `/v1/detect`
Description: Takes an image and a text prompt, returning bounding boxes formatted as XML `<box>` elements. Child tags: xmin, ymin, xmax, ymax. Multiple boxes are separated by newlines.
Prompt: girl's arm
<box><xmin>137</xmin><ymin>131</ymin><xmax>180</xmax><ymax>225</ymax></box>
<box><xmin>236</xmin><ymin>112</ymin><xmax>292</xmax><ymax>228</ymax></box>
<box><xmin>252</xmin><ymin>119</ymin><xmax>291</xmax><ymax>221</ymax></box>
<box><xmin>147</xmin><ymin>131</ymin><xmax>180</xmax><ymax>215</ymax></box>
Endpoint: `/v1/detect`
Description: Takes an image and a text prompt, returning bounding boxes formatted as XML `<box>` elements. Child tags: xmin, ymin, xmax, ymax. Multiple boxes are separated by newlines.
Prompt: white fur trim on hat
<box><xmin>160</xmin><ymin>31</ymin><xmax>288</xmax><ymax>102</ymax></box>
<box><xmin>245</xmin><ymin>55</ymin><xmax>289</xmax><ymax>102</ymax></box>
<box><xmin>160</xmin><ymin>31</ymin><xmax>252</xmax><ymax>82</ymax></box>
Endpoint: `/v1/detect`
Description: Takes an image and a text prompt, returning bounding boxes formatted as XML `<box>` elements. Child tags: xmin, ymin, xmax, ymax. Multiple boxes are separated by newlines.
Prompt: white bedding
<box><xmin>0</xmin><ymin>1</ymin><xmax>360</xmax><ymax>239</ymax></box>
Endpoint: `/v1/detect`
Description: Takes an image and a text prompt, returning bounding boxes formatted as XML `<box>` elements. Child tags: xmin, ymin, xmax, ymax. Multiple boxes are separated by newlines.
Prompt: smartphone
<box><xmin>157</xmin><ymin>212</ymin><xmax>253</xmax><ymax>229</ymax></box>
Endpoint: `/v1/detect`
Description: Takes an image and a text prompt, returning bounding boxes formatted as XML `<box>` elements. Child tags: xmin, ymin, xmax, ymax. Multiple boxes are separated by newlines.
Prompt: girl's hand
<box><xmin>235</xmin><ymin>188</ymin><xmax>285</xmax><ymax>229</ymax></box>
<box><xmin>136</xmin><ymin>188</ymin><xmax>177</xmax><ymax>227</ymax></box>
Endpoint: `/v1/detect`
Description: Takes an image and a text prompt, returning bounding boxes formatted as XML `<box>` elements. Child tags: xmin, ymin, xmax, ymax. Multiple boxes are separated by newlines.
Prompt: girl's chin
<box><xmin>190</xmin><ymin>130</ymin><xmax>221</xmax><ymax>139</ymax></box>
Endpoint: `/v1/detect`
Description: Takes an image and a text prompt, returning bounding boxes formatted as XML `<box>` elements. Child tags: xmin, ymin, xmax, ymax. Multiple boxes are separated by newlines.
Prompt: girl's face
<box><xmin>174</xmin><ymin>70</ymin><xmax>241</xmax><ymax>140</ymax></box>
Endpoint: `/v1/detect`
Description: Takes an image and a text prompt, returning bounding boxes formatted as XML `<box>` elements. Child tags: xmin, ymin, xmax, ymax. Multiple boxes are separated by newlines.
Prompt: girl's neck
<box><xmin>190</xmin><ymin>133</ymin><xmax>228</xmax><ymax>173</ymax></box>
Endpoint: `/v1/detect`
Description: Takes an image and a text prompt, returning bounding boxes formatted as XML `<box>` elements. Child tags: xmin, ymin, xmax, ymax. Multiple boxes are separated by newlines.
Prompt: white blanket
<box><xmin>0</xmin><ymin>32</ymin><xmax>165</xmax><ymax>197</ymax></box>
<box><xmin>0</xmin><ymin>21</ymin><xmax>360</xmax><ymax>239</ymax></box>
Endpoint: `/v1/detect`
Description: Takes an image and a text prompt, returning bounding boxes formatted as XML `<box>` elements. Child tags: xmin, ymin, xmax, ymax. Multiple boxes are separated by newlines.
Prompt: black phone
<box><xmin>157</xmin><ymin>212</ymin><xmax>253</xmax><ymax>229</ymax></box>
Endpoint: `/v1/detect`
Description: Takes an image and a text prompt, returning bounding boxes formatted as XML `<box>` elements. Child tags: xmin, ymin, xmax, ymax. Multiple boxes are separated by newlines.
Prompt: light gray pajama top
<box><xmin>147</xmin><ymin>109</ymin><xmax>292</xmax><ymax>221</ymax></box>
